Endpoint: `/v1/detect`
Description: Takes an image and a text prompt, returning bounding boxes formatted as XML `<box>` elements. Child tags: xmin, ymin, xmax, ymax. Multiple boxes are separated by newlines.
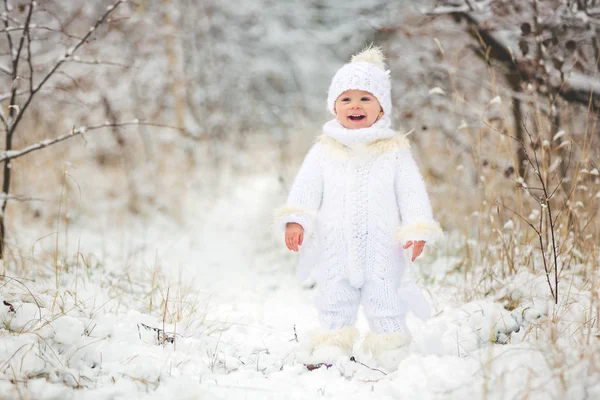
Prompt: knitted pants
<box><xmin>315</xmin><ymin>274</ymin><xmax>408</xmax><ymax>333</ymax></box>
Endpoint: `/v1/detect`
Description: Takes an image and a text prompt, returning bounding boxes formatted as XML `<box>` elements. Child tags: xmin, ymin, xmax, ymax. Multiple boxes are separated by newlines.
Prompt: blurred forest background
<box><xmin>1</xmin><ymin>0</ymin><xmax>599</xmax><ymax>319</ymax></box>
<box><xmin>0</xmin><ymin>0</ymin><xmax>599</xmax><ymax>397</ymax></box>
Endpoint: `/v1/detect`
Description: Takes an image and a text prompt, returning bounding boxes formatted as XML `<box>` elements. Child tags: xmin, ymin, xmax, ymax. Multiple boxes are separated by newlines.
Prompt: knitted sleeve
<box><xmin>275</xmin><ymin>143</ymin><xmax>324</xmax><ymax>237</ymax></box>
<box><xmin>394</xmin><ymin>148</ymin><xmax>443</xmax><ymax>244</ymax></box>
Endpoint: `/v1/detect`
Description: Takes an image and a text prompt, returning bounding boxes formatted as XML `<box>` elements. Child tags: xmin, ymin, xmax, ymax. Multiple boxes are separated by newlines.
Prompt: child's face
<box><xmin>334</xmin><ymin>90</ymin><xmax>383</xmax><ymax>129</ymax></box>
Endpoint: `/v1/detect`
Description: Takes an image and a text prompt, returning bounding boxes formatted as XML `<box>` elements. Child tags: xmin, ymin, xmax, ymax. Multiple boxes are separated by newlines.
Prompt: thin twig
<box><xmin>0</xmin><ymin>24</ymin><xmax>87</xmax><ymax>40</ymax></box>
<box><xmin>162</xmin><ymin>287</ymin><xmax>169</xmax><ymax>346</ymax></box>
<box><xmin>548</xmin><ymin>143</ymin><xmax>574</xmax><ymax>200</ymax></box>
<box><xmin>0</xmin><ymin>193</ymin><xmax>43</xmax><ymax>202</ymax></box>
<box><xmin>553</xmin><ymin>183</ymin><xmax>579</xmax><ymax>223</ymax></box>
<box><xmin>546</xmin><ymin>187</ymin><xmax>560</xmax><ymax>304</ymax></box>
<box><xmin>524</xmin><ymin>121</ymin><xmax>559</xmax><ymax>303</ymax></box>
<box><xmin>498</xmin><ymin>202</ymin><xmax>541</xmax><ymax>236</ymax></box>
<box><xmin>0</xmin><ymin>25</ymin><xmax>23</xmax><ymax>33</ymax></box>
<box><xmin>2</xmin><ymin>1</ymin><xmax>15</xmax><ymax>70</ymax></box>
<box><xmin>538</xmin><ymin>202</ymin><xmax>556</xmax><ymax>300</ymax></box>
<box><xmin>66</xmin><ymin>58</ymin><xmax>129</xmax><ymax>69</ymax></box>
<box><xmin>350</xmin><ymin>357</ymin><xmax>388</xmax><ymax>376</ymax></box>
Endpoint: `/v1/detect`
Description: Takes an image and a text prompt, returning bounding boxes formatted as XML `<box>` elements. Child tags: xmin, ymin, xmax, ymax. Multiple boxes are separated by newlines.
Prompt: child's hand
<box><xmin>285</xmin><ymin>222</ymin><xmax>304</xmax><ymax>252</ymax></box>
<box><xmin>403</xmin><ymin>240</ymin><xmax>426</xmax><ymax>262</ymax></box>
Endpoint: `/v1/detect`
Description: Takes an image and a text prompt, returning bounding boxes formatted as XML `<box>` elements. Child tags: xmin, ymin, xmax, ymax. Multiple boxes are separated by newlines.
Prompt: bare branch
<box><xmin>1</xmin><ymin>86</ymin><xmax>90</xmax><ymax>103</ymax></box>
<box><xmin>2</xmin><ymin>1</ymin><xmax>15</xmax><ymax>70</ymax></box>
<box><xmin>0</xmin><ymin>121</ymin><xmax>182</xmax><ymax>163</ymax></box>
<box><xmin>0</xmin><ymin>109</ymin><xmax>6</xmax><ymax>130</ymax></box>
<box><xmin>9</xmin><ymin>0</ymin><xmax>127</xmax><ymax>134</ymax></box>
<box><xmin>0</xmin><ymin>0</ymin><xmax>129</xmax><ymax>259</ymax></box>
<box><xmin>0</xmin><ymin>24</ymin><xmax>87</xmax><ymax>40</ymax></box>
<box><xmin>0</xmin><ymin>63</ymin><xmax>10</xmax><ymax>74</ymax></box>
<box><xmin>0</xmin><ymin>89</ymin><xmax>28</xmax><ymax>102</ymax></box>
<box><xmin>483</xmin><ymin>119</ymin><xmax>538</xmax><ymax>175</ymax></box>
<box><xmin>66</xmin><ymin>58</ymin><xmax>129</xmax><ymax>69</ymax></box>
<box><xmin>25</xmin><ymin>24</ymin><xmax>33</xmax><ymax>94</ymax></box>
<box><xmin>0</xmin><ymin>193</ymin><xmax>43</xmax><ymax>202</ymax></box>
<box><xmin>548</xmin><ymin>144</ymin><xmax>574</xmax><ymax>200</ymax></box>
<box><xmin>0</xmin><ymin>25</ymin><xmax>23</xmax><ymax>33</ymax></box>
<box><xmin>499</xmin><ymin>202</ymin><xmax>541</xmax><ymax>237</ymax></box>
<box><xmin>553</xmin><ymin>183</ymin><xmax>578</xmax><ymax>224</ymax></box>
<box><xmin>538</xmin><ymin>201</ymin><xmax>556</xmax><ymax>300</ymax></box>
<box><xmin>11</xmin><ymin>2</ymin><xmax>34</xmax><ymax>74</ymax></box>
<box><xmin>3</xmin><ymin>0</ymin><xmax>34</xmax><ymax>135</ymax></box>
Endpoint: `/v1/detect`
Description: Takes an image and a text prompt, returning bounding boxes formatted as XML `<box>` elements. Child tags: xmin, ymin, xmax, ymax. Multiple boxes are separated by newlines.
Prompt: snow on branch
<box><xmin>1</xmin><ymin>24</ymin><xmax>87</xmax><ymax>41</ymax></box>
<box><xmin>0</xmin><ymin>25</ymin><xmax>24</xmax><ymax>33</ymax></box>
<box><xmin>65</xmin><ymin>57</ymin><xmax>129</xmax><ymax>69</ymax></box>
<box><xmin>0</xmin><ymin>121</ymin><xmax>180</xmax><ymax>163</ymax></box>
<box><xmin>429</xmin><ymin>0</ymin><xmax>600</xmax><ymax>108</ymax></box>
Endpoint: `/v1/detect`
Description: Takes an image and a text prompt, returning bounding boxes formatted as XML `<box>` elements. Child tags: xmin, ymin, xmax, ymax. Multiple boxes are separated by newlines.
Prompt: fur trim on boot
<box><xmin>362</xmin><ymin>331</ymin><xmax>412</xmax><ymax>371</ymax></box>
<box><xmin>296</xmin><ymin>326</ymin><xmax>359</xmax><ymax>365</ymax></box>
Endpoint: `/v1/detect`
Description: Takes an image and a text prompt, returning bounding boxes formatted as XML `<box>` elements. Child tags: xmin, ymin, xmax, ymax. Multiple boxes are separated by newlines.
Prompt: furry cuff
<box><xmin>396</xmin><ymin>220</ymin><xmax>444</xmax><ymax>245</ymax></box>
<box><xmin>362</xmin><ymin>331</ymin><xmax>412</xmax><ymax>357</ymax></box>
<box><xmin>274</xmin><ymin>205</ymin><xmax>317</xmax><ymax>237</ymax></box>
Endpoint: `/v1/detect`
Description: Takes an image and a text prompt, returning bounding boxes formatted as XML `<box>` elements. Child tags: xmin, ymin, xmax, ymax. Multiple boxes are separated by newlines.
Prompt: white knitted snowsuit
<box><xmin>277</xmin><ymin>116</ymin><xmax>442</xmax><ymax>334</ymax></box>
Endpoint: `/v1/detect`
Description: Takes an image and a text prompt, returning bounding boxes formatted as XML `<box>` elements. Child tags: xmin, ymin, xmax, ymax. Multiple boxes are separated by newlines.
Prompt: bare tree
<box><xmin>429</xmin><ymin>0</ymin><xmax>600</xmax><ymax>176</ymax></box>
<box><xmin>0</xmin><ymin>0</ymin><xmax>129</xmax><ymax>258</ymax></box>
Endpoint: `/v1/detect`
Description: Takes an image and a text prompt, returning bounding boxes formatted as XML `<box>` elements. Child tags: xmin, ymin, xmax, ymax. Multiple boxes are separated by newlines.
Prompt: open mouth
<box><xmin>348</xmin><ymin>115</ymin><xmax>365</xmax><ymax>121</ymax></box>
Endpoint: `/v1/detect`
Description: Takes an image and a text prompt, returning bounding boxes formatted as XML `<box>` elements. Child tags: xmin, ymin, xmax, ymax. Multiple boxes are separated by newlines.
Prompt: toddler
<box><xmin>276</xmin><ymin>46</ymin><xmax>443</xmax><ymax>370</ymax></box>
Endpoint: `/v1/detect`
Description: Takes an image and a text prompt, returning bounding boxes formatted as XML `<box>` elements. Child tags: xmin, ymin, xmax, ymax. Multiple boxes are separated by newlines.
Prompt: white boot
<box><xmin>361</xmin><ymin>331</ymin><xmax>412</xmax><ymax>371</ymax></box>
<box><xmin>296</xmin><ymin>326</ymin><xmax>359</xmax><ymax>365</ymax></box>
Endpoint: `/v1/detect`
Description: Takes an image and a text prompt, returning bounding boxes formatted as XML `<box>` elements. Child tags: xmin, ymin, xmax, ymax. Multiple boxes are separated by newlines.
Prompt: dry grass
<box><xmin>0</xmin><ymin>40</ymin><xmax>598</xmax><ymax>397</ymax></box>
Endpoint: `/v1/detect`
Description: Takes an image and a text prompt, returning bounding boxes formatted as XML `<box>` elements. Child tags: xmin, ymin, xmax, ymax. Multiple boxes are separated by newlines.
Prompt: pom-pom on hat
<box><xmin>327</xmin><ymin>45</ymin><xmax>392</xmax><ymax>117</ymax></box>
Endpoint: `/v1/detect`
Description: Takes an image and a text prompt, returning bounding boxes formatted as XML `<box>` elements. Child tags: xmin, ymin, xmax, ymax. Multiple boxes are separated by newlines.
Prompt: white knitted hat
<box><xmin>327</xmin><ymin>46</ymin><xmax>392</xmax><ymax>117</ymax></box>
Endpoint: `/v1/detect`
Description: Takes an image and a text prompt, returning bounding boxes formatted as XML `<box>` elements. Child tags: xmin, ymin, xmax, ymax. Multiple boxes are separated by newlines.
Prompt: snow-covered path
<box><xmin>1</xmin><ymin>173</ymin><xmax>597</xmax><ymax>400</ymax></box>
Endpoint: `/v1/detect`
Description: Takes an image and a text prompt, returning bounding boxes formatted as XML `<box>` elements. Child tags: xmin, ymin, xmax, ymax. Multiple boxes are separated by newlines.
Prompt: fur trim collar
<box><xmin>316</xmin><ymin>132</ymin><xmax>410</xmax><ymax>159</ymax></box>
<box><xmin>319</xmin><ymin>116</ymin><xmax>410</xmax><ymax>159</ymax></box>
<box><xmin>322</xmin><ymin>115</ymin><xmax>395</xmax><ymax>147</ymax></box>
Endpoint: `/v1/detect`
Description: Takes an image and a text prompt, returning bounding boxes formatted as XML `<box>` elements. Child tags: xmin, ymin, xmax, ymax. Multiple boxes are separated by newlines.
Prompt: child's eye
<box><xmin>361</xmin><ymin>97</ymin><xmax>371</xmax><ymax>101</ymax></box>
<box><xmin>340</xmin><ymin>97</ymin><xmax>351</xmax><ymax>102</ymax></box>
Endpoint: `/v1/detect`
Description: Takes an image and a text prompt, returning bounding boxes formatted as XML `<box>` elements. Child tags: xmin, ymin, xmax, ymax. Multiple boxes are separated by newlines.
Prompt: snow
<box><xmin>0</xmin><ymin>0</ymin><xmax>599</xmax><ymax>398</ymax></box>
<box><xmin>428</xmin><ymin>87</ymin><xmax>446</xmax><ymax>96</ymax></box>
<box><xmin>553</xmin><ymin>130</ymin><xmax>565</xmax><ymax>141</ymax></box>
<box><xmin>1</xmin><ymin>167</ymin><xmax>598</xmax><ymax>399</ymax></box>
<box><xmin>489</xmin><ymin>95</ymin><xmax>501</xmax><ymax>105</ymax></box>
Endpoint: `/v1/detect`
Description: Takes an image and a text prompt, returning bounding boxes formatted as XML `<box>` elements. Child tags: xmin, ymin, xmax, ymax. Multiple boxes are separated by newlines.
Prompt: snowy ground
<box><xmin>1</xmin><ymin>170</ymin><xmax>599</xmax><ymax>400</ymax></box>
